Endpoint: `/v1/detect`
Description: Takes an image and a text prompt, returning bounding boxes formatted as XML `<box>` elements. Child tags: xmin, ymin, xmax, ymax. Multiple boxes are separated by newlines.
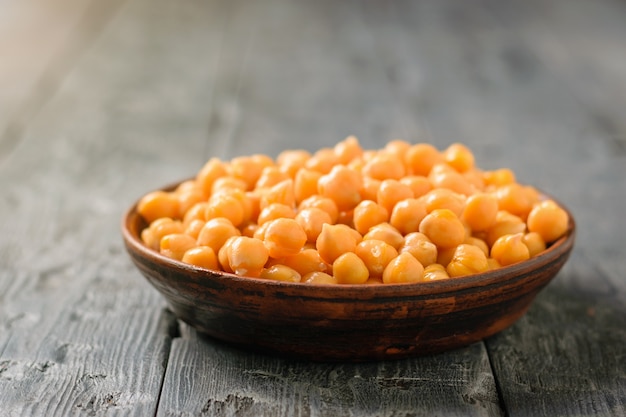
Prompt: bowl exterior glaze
<box><xmin>122</xmin><ymin>194</ymin><xmax>575</xmax><ymax>362</ymax></box>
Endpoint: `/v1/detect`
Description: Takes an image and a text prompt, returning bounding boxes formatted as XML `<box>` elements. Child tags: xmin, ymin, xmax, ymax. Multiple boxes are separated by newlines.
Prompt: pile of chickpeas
<box><xmin>138</xmin><ymin>137</ymin><xmax>569</xmax><ymax>285</ymax></box>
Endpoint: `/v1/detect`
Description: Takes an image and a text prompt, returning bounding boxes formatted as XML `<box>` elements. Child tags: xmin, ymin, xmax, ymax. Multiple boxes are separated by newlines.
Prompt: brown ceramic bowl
<box><xmin>122</xmin><ymin>182</ymin><xmax>575</xmax><ymax>362</ymax></box>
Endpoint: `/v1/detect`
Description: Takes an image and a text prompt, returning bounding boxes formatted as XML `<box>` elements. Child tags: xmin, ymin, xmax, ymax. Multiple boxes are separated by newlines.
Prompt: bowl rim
<box><xmin>121</xmin><ymin>180</ymin><xmax>576</xmax><ymax>298</ymax></box>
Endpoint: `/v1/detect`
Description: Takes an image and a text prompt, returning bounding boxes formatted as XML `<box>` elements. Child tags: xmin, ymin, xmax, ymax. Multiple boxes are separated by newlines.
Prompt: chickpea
<box><xmin>316</xmin><ymin>223</ymin><xmax>360</xmax><ymax>264</ymax></box>
<box><xmin>263</xmin><ymin>218</ymin><xmax>307</xmax><ymax>258</ymax></box>
<box><xmin>355</xmin><ymin>239</ymin><xmax>399</xmax><ymax>277</ymax></box>
<box><xmin>446</xmin><ymin>244</ymin><xmax>489</xmax><ymax>278</ymax></box>
<box><xmin>382</xmin><ymin>252</ymin><xmax>425</xmax><ymax>284</ymax></box>
<box><xmin>138</xmin><ymin>191</ymin><xmax>179</xmax><ymax>224</ymax></box>
<box><xmin>182</xmin><ymin>246</ymin><xmax>218</xmax><ymax>270</ymax></box>
<box><xmin>353</xmin><ymin>200</ymin><xmax>389</xmax><ymax>236</ymax></box>
<box><xmin>526</xmin><ymin>200</ymin><xmax>569</xmax><ymax>243</ymax></box>
<box><xmin>491</xmin><ymin>233</ymin><xmax>530</xmax><ymax>266</ymax></box>
<box><xmin>317</xmin><ymin>165</ymin><xmax>363</xmax><ymax>212</ymax></box>
<box><xmin>226</xmin><ymin>236</ymin><xmax>270</xmax><ymax>277</ymax></box>
<box><xmin>419</xmin><ymin>209</ymin><xmax>466</xmax><ymax>250</ymax></box>
<box><xmin>333</xmin><ymin>252</ymin><xmax>370</xmax><ymax>284</ymax></box>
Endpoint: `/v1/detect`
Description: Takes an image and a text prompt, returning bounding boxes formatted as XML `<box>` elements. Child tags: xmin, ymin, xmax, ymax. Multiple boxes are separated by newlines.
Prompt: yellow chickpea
<box><xmin>294</xmin><ymin>168</ymin><xmax>323</xmax><ymax>205</ymax></box>
<box><xmin>160</xmin><ymin>233</ymin><xmax>197</xmax><ymax>261</ymax></box>
<box><xmin>226</xmin><ymin>236</ymin><xmax>270</xmax><ymax>277</ymax></box>
<box><xmin>483</xmin><ymin>168</ymin><xmax>516</xmax><ymax>187</ymax></box>
<box><xmin>400</xmin><ymin>234</ymin><xmax>438</xmax><ymax>267</ymax></box>
<box><xmin>443</xmin><ymin>142</ymin><xmax>475</xmax><ymax>173</ymax></box>
<box><xmin>183</xmin><ymin>202</ymin><xmax>208</xmax><ymax>228</ymax></box>
<box><xmin>295</xmin><ymin>207</ymin><xmax>333</xmax><ymax>243</ymax></box>
<box><xmin>276</xmin><ymin>149</ymin><xmax>311</xmax><ymax>178</ymax></box>
<box><xmin>259</xmin><ymin>179</ymin><xmax>296</xmax><ymax>210</ymax></box>
<box><xmin>263</xmin><ymin>218</ymin><xmax>308</xmax><ymax>258</ymax></box>
<box><xmin>299</xmin><ymin>195</ymin><xmax>339</xmax><ymax>224</ymax></box>
<box><xmin>333</xmin><ymin>252</ymin><xmax>370</xmax><ymax>284</ymax></box>
<box><xmin>205</xmin><ymin>191</ymin><xmax>245</xmax><ymax>227</ymax></box>
<box><xmin>305</xmin><ymin>147</ymin><xmax>339</xmax><ymax>174</ymax></box>
<box><xmin>229</xmin><ymin>154</ymin><xmax>274</xmax><ymax>191</ymax></box>
<box><xmin>423</xmin><ymin>263</ymin><xmax>450</xmax><ymax>281</ymax></box>
<box><xmin>196</xmin><ymin>217</ymin><xmax>241</xmax><ymax>253</ymax></box>
<box><xmin>352</xmin><ymin>200</ymin><xmax>389</xmax><ymax>236</ymax></box>
<box><xmin>334</xmin><ymin>135</ymin><xmax>364</xmax><ymax>165</ymax></box>
<box><xmin>137</xmin><ymin>191</ymin><xmax>179</xmax><ymax>224</ymax></box>
<box><xmin>462</xmin><ymin>192</ymin><xmax>498</xmax><ymax>232</ymax></box>
<box><xmin>390</xmin><ymin>198</ymin><xmax>428</xmax><ymax>235</ymax></box>
<box><xmin>316</xmin><ymin>223</ymin><xmax>361</xmax><ymax>264</ymax></box>
<box><xmin>485</xmin><ymin>211</ymin><xmax>527</xmax><ymax>247</ymax></box>
<box><xmin>272</xmin><ymin>248</ymin><xmax>329</xmax><ymax>276</ymax></box>
<box><xmin>196</xmin><ymin>157</ymin><xmax>228</xmax><ymax>198</ymax></box>
<box><xmin>360</xmin><ymin>177</ymin><xmax>382</xmax><ymax>202</ymax></box>
<box><xmin>145</xmin><ymin>218</ymin><xmax>184</xmax><ymax>251</ymax></box>
<box><xmin>182</xmin><ymin>246</ymin><xmax>218</xmax><ymax>270</ymax></box>
<box><xmin>428</xmin><ymin>165</ymin><xmax>474</xmax><ymax>196</ymax></box>
<box><xmin>405</xmin><ymin>143</ymin><xmax>443</xmax><ymax>176</ymax></box>
<box><xmin>382</xmin><ymin>252</ymin><xmax>425</xmax><ymax>284</ymax></box>
<box><xmin>260</xmin><ymin>264</ymin><xmax>302</xmax><ymax>283</ymax></box>
<box><xmin>362</xmin><ymin>223</ymin><xmax>405</xmax><ymax>250</ymax></box>
<box><xmin>255</xmin><ymin>166</ymin><xmax>290</xmax><ymax>189</ymax></box>
<box><xmin>377</xmin><ymin>179</ymin><xmax>414</xmax><ymax>215</ymax></box>
<box><xmin>420</xmin><ymin>188</ymin><xmax>466</xmax><ymax>217</ymax></box>
<box><xmin>526</xmin><ymin>200</ymin><xmax>569</xmax><ymax>243</ymax></box>
<box><xmin>317</xmin><ymin>165</ymin><xmax>363</xmax><ymax>212</ymax></box>
<box><xmin>257</xmin><ymin>203</ymin><xmax>296</xmax><ymax>226</ymax></box>
<box><xmin>355</xmin><ymin>239</ymin><xmax>399</xmax><ymax>278</ymax></box>
<box><xmin>491</xmin><ymin>233</ymin><xmax>530</xmax><ymax>266</ymax></box>
<box><xmin>446</xmin><ymin>243</ymin><xmax>489</xmax><ymax>278</ymax></box>
<box><xmin>362</xmin><ymin>152</ymin><xmax>406</xmax><ymax>180</ymax></box>
<box><xmin>400</xmin><ymin>175</ymin><xmax>432</xmax><ymax>198</ymax></box>
<box><xmin>419</xmin><ymin>209</ymin><xmax>466</xmax><ymax>250</ymax></box>
<box><xmin>303</xmin><ymin>271</ymin><xmax>338</xmax><ymax>285</ymax></box>
<box><xmin>523</xmin><ymin>232</ymin><xmax>547</xmax><ymax>257</ymax></box>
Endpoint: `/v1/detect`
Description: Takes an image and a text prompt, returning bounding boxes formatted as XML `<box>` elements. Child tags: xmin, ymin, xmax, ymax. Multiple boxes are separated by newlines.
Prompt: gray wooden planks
<box><xmin>157</xmin><ymin>325</ymin><xmax>502</xmax><ymax>417</ymax></box>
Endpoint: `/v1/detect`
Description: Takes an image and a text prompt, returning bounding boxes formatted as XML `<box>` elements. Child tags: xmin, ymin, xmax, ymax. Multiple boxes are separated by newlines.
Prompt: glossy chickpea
<box><xmin>382</xmin><ymin>252</ymin><xmax>425</xmax><ymax>284</ymax></box>
<box><xmin>272</xmin><ymin>248</ymin><xmax>329</xmax><ymax>276</ymax></box>
<box><xmin>334</xmin><ymin>135</ymin><xmax>364</xmax><ymax>164</ymax></box>
<box><xmin>182</xmin><ymin>246</ymin><xmax>218</xmax><ymax>270</ymax></box>
<box><xmin>362</xmin><ymin>152</ymin><xmax>406</xmax><ymax>180</ymax></box>
<box><xmin>362</xmin><ymin>223</ymin><xmax>405</xmax><ymax>250</ymax></box>
<box><xmin>138</xmin><ymin>191</ymin><xmax>179</xmax><ymax>224</ymax></box>
<box><xmin>205</xmin><ymin>191</ymin><xmax>245</xmax><ymax>227</ymax></box>
<box><xmin>526</xmin><ymin>200</ymin><xmax>569</xmax><ymax>243</ymax></box>
<box><xmin>259</xmin><ymin>179</ymin><xmax>296</xmax><ymax>210</ymax></box>
<box><xmin>400</xmin><ymin>175</ymin><xmax>432</xmax><ymax>198</ymax></box>
<box><xmin>352</xmin><ymin>200</ymin><xmax>389</xmax><ymax>236</ymax></box>
<box><xmin>400</xmin><ymin>234</ymin><xmax>438</xmax><ymax>267</ymax></box>
<box><xmin>419</xmin><ymin>209</ymin><xmax>466</xmax><ymax>250</ymax></box>
<box><xmin>333</xmin><ymin>252</ymin><xmax>370</xmax><ymax>284</ymax></box>
<box><xmin>446</xmin><ymin>243</ymin><xmax>489</xmax><ymax>278</ymax></box>
<box><xmin>305</xmin><ymin>148</ymin><xmax>339</xmax><ymax>174</ymax></box>
<box><xmin>196</xmin><ymin>217</ymin><xmax>241</xmax><ymax>253</ymax></box>
<box><xmin>316</xmin><ymin>223</ymin><xmax>361</xmax><ymax>264</ymax></box>
<box><xmin>276</xmin><ymin>149</ymin><xmax>311</xmax><ymax>178</ymax></box>
<box><xmin>255</xmin><ymin>166</ymin><xmax>290</xmax><ymax>189</ymax></box>
<box><xmin>317</xmin><ymin>165</ymin><xmax>363</xmax><ymax>212</ymax></box>
<box><xmin>443</xmin><ymin>142</ymin><xmax>475</xmax><ymax>173</ymax></box>
<box><xmin>260</xmin><ymin>264</ymin><xmax>302</xmax><ymax>282</ymax></box>
<box><xmin>257</xmin><ymin>203</ymin><xmax>296</xmax><ymax>226</ymax></box>
<box><xmin>420</xmin><ymin>188</ymin><xmax>466</xmax><ymax>217</ymax></box>
<box><xmin>462</xmin><ymin>192</ymin><xmax>498</xmax><ymax>232</ymax></box>
<box><xmin>405</xmin><ymin>143</ymin><xmax>443</xmax><ymax>176</ymax></box>
<box><xmin>294</xmin><ymin>168</ymin><xmax>323</xmax><ymax>204</ymax></box>
<box><xmin>298</xmin><ymin>195</ymin><xmax>339</xmax><ymax>224</ymax></box>
<box><xmin>491</xmin><ymin>233</ymin><xmax>530</xmax><ymax>266</ymax></box>
<box><xmin>160</xmin><ymin>233</ymin><xmax>197</xmax><ymax>261</ymax></box>
<box><xmin>423</xmin><ymin>263</ymin><xmax>450</xmax><ymax>281</ymax></box>
<box><xmin>377</xmin><ymin>179</ymin><xmax>414</xmax><ymax>214</ymax></box>
<box><xmin>523</xmin><ymin>232</ymin><xmax>547</xmax><ymax>257</ymax></box>
<box><xmin>295</xmin><ymin>207</ymin><xmax>333</xmax><ymax>243</ymax></box>
<box><xmin>355</xmin><ymin>239</ymin><xmax>399</xmax><ymax>277</ymax></box>
<box><xmin>263</xmin><ymin>218</ymin><xmax>308</xmax><ymax>258</ymax></box>
<box><xmin>196</xmin><ymin>157</ymin><xmax>228</xmax><ymax>198</ymax></box>
<box><xmin>226</xmin><ymin>236</ymin><xmax>270</xmax><ymax>277</ymax></box>
<box><xmin>303</xmin><ymin>271</ymin><xmax>338</xmax><ymax>285</ymax></box>
<box><xmin>390</xmin><ymin>198</ymin><xmax>428</xmax><ymax>235</ymax></box>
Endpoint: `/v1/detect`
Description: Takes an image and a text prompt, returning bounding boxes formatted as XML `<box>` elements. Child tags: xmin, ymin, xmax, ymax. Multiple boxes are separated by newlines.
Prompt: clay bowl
<box><xmin>122</xmin><ymin>182</ymin><xmax>575</xmax><ymax>362</ymax></box>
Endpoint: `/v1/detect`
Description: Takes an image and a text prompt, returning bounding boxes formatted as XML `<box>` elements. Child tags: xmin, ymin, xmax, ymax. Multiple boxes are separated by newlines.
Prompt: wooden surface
<box><xmin>1</xmin><ymin>0</ymin><xmax>624</xmax><ymax>415</ymax></box>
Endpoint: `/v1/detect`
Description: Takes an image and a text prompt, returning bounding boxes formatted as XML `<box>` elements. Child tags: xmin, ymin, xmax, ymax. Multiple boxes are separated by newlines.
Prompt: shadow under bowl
<box><xmin>121</xmin><ymin>183</ymin><xmax>575</xmax><ymax>362</ymax></box>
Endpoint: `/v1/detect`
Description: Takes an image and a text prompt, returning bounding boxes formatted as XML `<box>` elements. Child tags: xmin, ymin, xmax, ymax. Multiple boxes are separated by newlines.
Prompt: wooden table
<box><xmin>1</xmin><ymin>0</ymin><xmax>625</xmax><ymax>415</ymax></box>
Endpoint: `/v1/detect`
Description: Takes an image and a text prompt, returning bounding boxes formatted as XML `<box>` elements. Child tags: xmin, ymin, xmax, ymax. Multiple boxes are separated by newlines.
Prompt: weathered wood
<box><xmin>486</xmin><ymin>251</ymin><xmax>626</xmax><ymax>417</ymax></box>
<box><xmin>157</xmin><ymin>324</ymin><xmax>502</xmax><ymax>417</ymax></box>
